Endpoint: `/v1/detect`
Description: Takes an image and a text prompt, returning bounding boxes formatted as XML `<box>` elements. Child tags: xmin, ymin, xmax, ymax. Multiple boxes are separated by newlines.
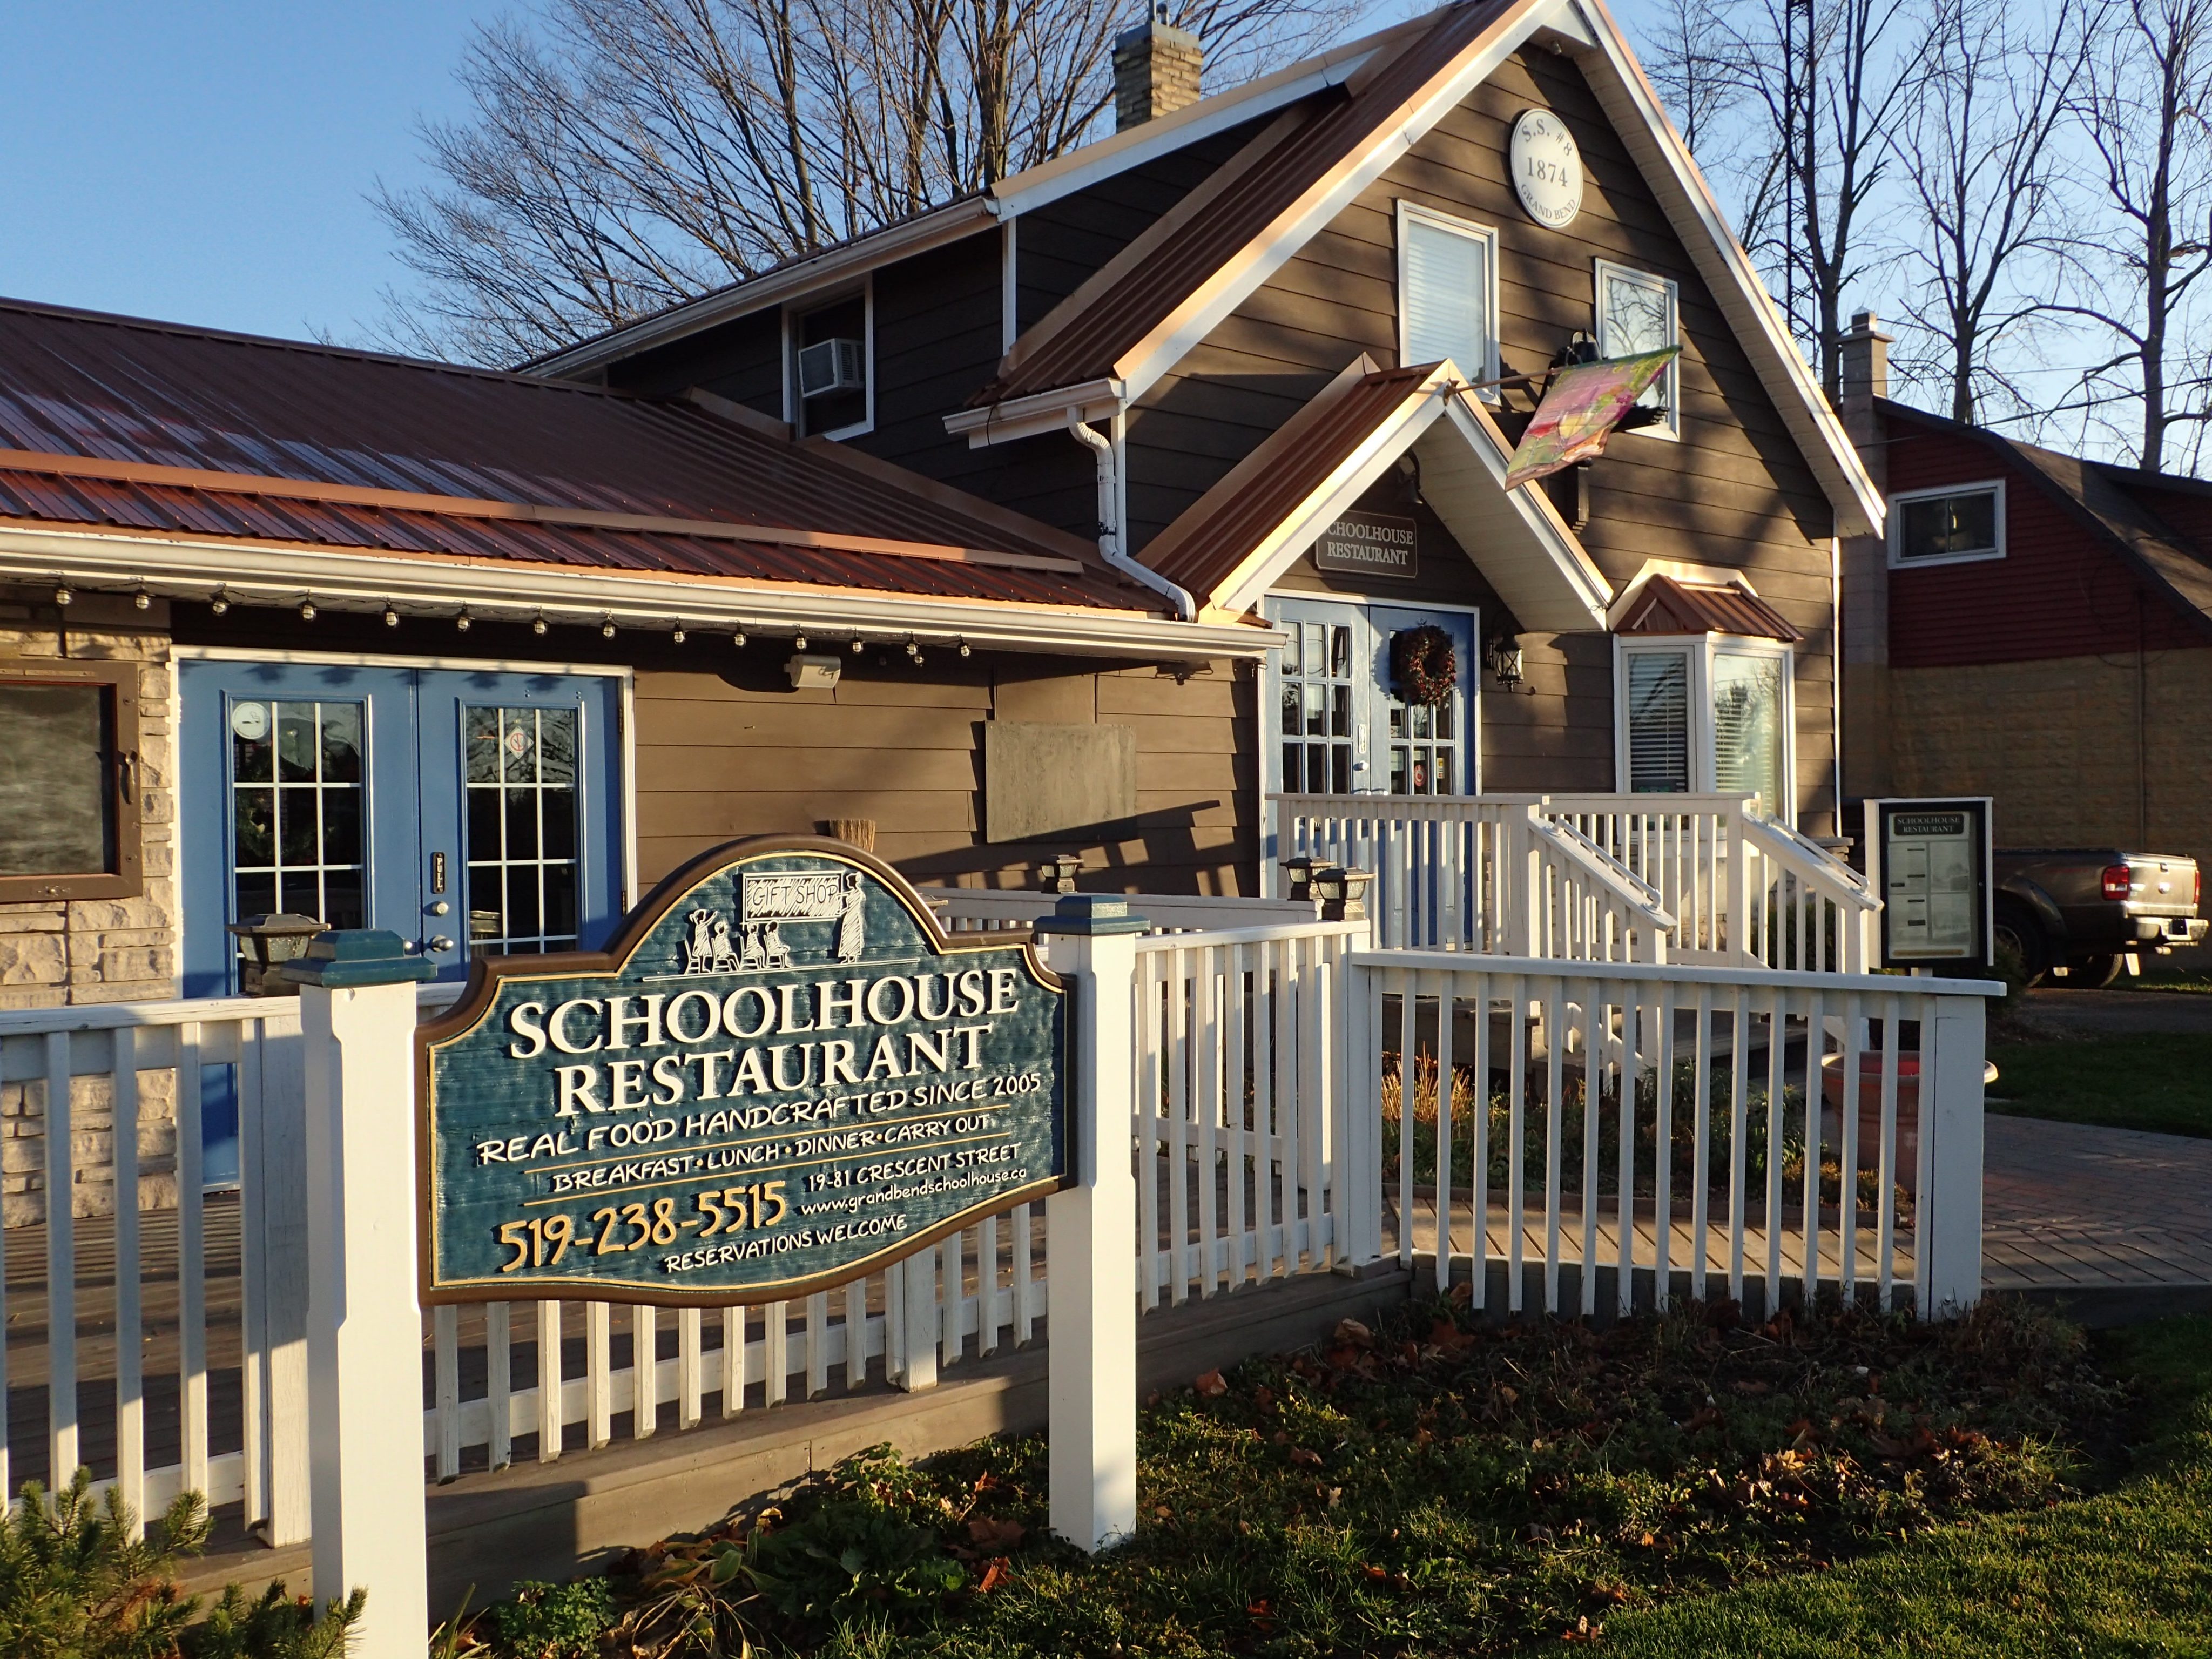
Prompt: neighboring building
<box><xmin>0</xmin><ymin>0</ymin><xmax>1883</xmax><ymax>1027</ymax></box>
<box><xmin>1836</xmin><ymin>313</ymin><xmax>2212</xmax><ymax>899</ymax></box>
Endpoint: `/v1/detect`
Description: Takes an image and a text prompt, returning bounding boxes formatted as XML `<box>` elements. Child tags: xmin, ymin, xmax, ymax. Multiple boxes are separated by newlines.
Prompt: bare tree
<box><xmin>2052</xmin><ymin>0</ymin><xmax>2212</xmax><ymax>471</ymax></box>
<box><xmin>375</xmin><ymin>0</ymin><xmax>1354</xmax><ymax>365</ymax></box>
<box><xmin>1886</xmin><ymin>0</ymin><xmax>2094</xmax><ymax>424</ymax></box>
<box><xmin>1633</xmin><ymin>0</ymin><xmax>1920</xmax><ymax>406</ymax></box>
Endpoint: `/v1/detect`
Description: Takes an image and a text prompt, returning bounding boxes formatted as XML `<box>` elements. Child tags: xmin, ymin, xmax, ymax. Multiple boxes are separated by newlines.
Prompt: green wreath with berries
<box><xmin>1391</xmin><ymin>625</ymin><xmax>1458</xmax><ymax>706</ymax></box>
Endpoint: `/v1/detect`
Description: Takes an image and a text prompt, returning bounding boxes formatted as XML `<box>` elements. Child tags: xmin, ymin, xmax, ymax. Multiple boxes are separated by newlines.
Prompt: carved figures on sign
<box><xmin>675</xmin><ymin>868</ymin><xmax>862</xmax><ymax>975</ymax></box>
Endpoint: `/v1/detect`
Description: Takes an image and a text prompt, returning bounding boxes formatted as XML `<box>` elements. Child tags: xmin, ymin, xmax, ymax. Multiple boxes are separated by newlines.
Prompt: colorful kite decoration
<box><xmin>1501</xmin><ymin>346</ymin><xmax>1681</xmax><ymax>489</ymax></box>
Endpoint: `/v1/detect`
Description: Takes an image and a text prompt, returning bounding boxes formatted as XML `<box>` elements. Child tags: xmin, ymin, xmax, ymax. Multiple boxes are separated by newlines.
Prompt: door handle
<box><xmin>426</xmin><ymin>935</ymin><xmax>456</xmax><ymax>953</ymax></box>
<box><xmin>426</xmin><ymin>901</ymin><xmax>451</xmax><ymax>916</ymax></box>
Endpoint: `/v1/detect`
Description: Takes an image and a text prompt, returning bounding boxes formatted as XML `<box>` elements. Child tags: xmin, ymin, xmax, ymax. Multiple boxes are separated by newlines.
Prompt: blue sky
<box><xmin>0</xmin><ymin>2</ymin><xmax>495</xmax><ymax>344</ymax></box>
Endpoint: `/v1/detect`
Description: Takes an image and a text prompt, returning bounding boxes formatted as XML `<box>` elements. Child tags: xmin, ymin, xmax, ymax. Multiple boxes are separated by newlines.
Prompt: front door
<box><xmin>1264</xmin><ymin>596</ymin><xmax>1476</xmax><ymax>887</ymax></box>
<box><xmin>180</xmin><ymin>660</ymin><xmax>628</xmax><ymax>996</ymax></box>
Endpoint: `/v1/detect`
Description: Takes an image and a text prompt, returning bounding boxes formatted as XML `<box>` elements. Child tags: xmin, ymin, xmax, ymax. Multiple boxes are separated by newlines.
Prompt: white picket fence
<box><xmin>1356</xmin><ymin>952</ymin><xmax>1987</xmax><ymax>1319</ymax></box>
<box><xmin>1273</xmin><ymin>791</ymin><xmax>1877</xmax><ymax>970</ymax></box>
<box><xmin>918</xmin><ymin>887</ymin><xmax>1320</xmax><ymax>934</ymax></box>
<box><xmin>0</xmin><ymin>908</ymin><xmax>1987</xmax><ymax>1560</ymax></box>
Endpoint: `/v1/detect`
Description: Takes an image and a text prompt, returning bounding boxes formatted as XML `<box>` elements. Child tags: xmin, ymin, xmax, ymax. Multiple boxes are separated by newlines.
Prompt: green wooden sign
<box><xmin>416</xmin><ymin>837</ymin><xmax>1069</xmax><ymax>1305</ymax></box>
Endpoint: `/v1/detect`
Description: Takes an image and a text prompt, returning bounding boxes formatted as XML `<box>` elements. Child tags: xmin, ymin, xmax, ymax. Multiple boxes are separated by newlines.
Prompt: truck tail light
<box><xmin>2102</xmin><ymin>863</ymin><xmax>2134</xmax><ymax>900</ymax></box>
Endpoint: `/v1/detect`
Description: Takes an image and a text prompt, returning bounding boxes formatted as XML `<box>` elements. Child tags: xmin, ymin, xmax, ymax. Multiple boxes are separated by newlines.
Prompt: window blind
<box><xmin>1713</xmin><ymin>652</ymin><xmax>1783</xmax><ymax>813</ymax></box>
<box><xmin>1626</xmin><ymin>651</ymin><xmax>1690</xmax><ymax>793</ymax></box>
<box><xmin>1403</xmin><ymin>218</ymin><xmax>1490</xmax><ymax>376</ymax></box>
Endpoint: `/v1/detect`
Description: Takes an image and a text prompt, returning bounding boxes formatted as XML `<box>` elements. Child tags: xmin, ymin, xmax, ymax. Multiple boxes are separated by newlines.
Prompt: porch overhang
<box><xmin>1137</xmin><ymin>357</ymin><xmax>1613</xmax><ymax>630</ymax></box>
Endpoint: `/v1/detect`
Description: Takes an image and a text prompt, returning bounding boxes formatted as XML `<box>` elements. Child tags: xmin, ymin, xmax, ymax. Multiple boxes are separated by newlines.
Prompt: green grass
<box><xmin>501</xmin><ymin>1296</ymin><xmax>2132</xmax><ymax>1658</ymax></box>
<box><xmin>1590</xmin><ymin>1314</ymin><xmax>2212</xmax><ymax>1656</ymax></box>
<box><xmin>1988</xmin><ymin>1032</ymin><xmax>2212</xmax><ymax>1139</ymax></box>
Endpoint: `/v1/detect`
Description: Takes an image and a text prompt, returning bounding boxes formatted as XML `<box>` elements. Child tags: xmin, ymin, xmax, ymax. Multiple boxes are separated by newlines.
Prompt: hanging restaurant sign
<box><xmin>415</xmin><ymin>836</ymin><xmax>1069</xmax><ymax>1305</ymax></box>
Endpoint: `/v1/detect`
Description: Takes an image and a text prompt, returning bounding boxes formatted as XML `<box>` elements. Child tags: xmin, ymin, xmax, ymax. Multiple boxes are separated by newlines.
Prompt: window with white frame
<box><xmin>1594</xmin><ymin>260</ymin><xmax>1680</xmax><ymax>437</ymax></box>
<box><xmin>787</xmin><ymin>287</ymin><xmax>872</xmax><ymax>440</ymax></box>
<box><xmin>1889</xmin><ymin>480</ymin><xmax>2004</xmax><ymax>567</ymax></box>
<box><xmin>1397</xmin><ymin>203</ymin><xmax>1499</xmax><ymax>392</ymax></box>
<box><xmin>1617</xmin><ymin>637</ymin><xmax>1795</xmax><ymax>820</ymax></box>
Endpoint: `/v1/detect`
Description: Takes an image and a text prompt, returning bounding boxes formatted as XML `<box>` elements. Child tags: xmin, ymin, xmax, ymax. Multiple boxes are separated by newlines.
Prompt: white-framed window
<box><xmin>783</xmin><ymin>280</ymin><xmax>874</xmax><ymax>441</ymax></box>
<box><xmin>1889</xmin><ymin>479</ymin><xmax>2005</xmax><ymax>568</ymax></box>
<box><xmin>1396</xmin><ymin>202</ymin><xmax>1500</xmax><ymax>395</ymax></box>
<box><xmin>1615</xmin><ymin>636</ymin><xmax>1796</xmax><ymax>821</ymax></box>
<box><xmin>1594</xmin><ymin>259</ymin><xmax>1680</xmax><ymax>439</ymax></box>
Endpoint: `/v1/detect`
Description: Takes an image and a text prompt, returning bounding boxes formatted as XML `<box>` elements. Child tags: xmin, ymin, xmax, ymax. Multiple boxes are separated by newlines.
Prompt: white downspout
<box><xmin>1068</xmin><ymin>412</ymin><xmax>1195</xmax><ymax>621</ymax></box>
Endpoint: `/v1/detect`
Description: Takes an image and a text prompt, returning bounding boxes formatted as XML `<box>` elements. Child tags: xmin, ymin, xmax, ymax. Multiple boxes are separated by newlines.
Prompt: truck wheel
<box><xmin>1994</xmin><ymin>905</ymin><xmax>2049</xmax><ymax>986</ymax></box>
<box><xmin>2068</xmin><ymin>954</ymin><xmax>2126</xmax><ymax>988</ymax></box>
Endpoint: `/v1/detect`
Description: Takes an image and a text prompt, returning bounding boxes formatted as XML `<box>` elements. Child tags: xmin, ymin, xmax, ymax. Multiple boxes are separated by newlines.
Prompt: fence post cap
<box><xmin>277</xmin><ymin>929</ymin><xmax>440</xmax><ymax>988</ymax></box>
<box><xmin>1031</xmin><ymin>894</ymin><xmax>1151</xmax><ymax>936</ymax></box>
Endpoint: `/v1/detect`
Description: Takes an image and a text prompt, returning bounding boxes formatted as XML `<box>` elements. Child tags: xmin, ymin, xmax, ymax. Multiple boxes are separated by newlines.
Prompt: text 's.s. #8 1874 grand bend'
<box><xmin>414</xmin><ymin>837</ymin><xmax>1070</xmax><ymax>1305</ymax></box>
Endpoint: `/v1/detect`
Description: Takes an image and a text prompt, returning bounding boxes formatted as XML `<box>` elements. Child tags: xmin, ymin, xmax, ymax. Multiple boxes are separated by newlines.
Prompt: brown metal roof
<box><xmin>1616</xmin><ymin>573</ymin><xmax>1803</xmax><ymax>641</ymax></box>
<box><xmin>1139</xmin><ymin>360</ymin><xmax>1432</xmax><ymax>597</ymax></box>
<box><xmin>0</xmin><ymin>297</ymin><xmax>1147</xmax><ymax>611</ymax></box>
<box><xmin>970</xmin><ymin>0</ymin><xmax>1516</xmax><ymax>408</ymax></box>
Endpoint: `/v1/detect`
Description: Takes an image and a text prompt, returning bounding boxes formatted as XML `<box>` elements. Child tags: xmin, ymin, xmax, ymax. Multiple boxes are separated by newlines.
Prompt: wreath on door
<box><xmin>1391</xmin><ymin>625</ymin><xmax>1458</xmax><ymax>706</ymax></box>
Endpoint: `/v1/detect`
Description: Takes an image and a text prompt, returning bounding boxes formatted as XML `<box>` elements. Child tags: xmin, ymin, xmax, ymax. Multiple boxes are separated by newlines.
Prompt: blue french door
<box><xmin>180</xmin><ymin>661</ymin><xmax>626</xmax><ymax>1180</ymax></box>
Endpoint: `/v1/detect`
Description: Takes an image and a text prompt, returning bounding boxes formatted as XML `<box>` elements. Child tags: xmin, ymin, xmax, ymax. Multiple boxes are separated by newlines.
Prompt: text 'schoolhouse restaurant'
<box><xmin>0</xmin><ymin>0</ymin><xmax>1879</xmax><ymax>1030</ymax></box>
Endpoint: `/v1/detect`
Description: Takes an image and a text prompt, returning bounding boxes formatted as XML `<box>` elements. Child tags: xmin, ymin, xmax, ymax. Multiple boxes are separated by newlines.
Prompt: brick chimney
<box><xmin>1837</xmin><ymin>309</ymin><xmax>1892</xmax><ymax>446</ymax></box>
<box><xmin>1114</xmin><ymin>5</ymin><xmax>1202</xmax><ymax>131</ymax></box>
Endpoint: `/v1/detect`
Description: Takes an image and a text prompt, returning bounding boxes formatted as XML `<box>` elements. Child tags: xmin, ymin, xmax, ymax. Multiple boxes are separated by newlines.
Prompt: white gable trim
<box><xmin>1108</xmin><ymin>0</ymin><xmax>1572</xmax><ymax>412</ymax></box>
<box><xmin>1568</xmin><ymin>0</ymin><xmax>1884</xmax><ymax>536</ymax></box>
<box><xmin>1203</xmin><ymin>362</ymin><xmax>1611</xmax><ymax>631</ymax></box>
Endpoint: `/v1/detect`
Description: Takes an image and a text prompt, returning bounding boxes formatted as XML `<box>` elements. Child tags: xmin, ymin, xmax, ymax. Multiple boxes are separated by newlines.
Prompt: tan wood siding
<box><xmin>632</xmin><ymin>656</ymin><xmax>1257</xmax><ymax>895</ymax></box>
<box><xmin>1128</xmin><ymin>48</ymin><xmax>1840</xmax><ymax>830</ymax></box>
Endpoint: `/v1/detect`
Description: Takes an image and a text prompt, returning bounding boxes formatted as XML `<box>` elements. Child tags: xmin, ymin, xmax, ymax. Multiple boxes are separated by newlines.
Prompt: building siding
<box><xmin>1128</xmin><ymin>48</ymin><xmax>1840</xmax><ymax>826</ymax></box>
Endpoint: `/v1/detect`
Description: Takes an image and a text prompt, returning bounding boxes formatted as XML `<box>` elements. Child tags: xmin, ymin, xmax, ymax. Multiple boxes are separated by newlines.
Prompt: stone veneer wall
<box><xmin>0</xmin><ymin>586</ymin><xmax>181</xmax><ymax>1222</ymax></box>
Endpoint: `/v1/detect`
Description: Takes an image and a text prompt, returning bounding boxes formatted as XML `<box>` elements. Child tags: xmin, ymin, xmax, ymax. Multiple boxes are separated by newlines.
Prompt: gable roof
<box><xmin>0</xmin><ymin>298</ymin><xmax>1273</xmax><ymax>656</ymax></box>
<box><xmin>948</xmin><ymin>0</ymin><xmax>1883</xmax><ymax>538</ymax></box>
<box><xmin>1881</xmin><ymin>398</ymin><xmax>2212</xmax><ymax>637</ymax></box>
<box><xmin>1138</xmin><ymin>354</ymin><xmax>1613</xmax><ymax>628</ymax></box>
<box><xmin>1615</xmin><ymin>572</ymin><xmax>1802</xmax><ymax>640</ymax></box>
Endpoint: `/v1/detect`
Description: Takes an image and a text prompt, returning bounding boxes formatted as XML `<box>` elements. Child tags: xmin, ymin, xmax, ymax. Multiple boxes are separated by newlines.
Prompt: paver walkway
<box><xmin>1983</xmin><ymin>1112</ymin><xmax>2212</xmax><ymax>1291</ymax></box>
<box><xmin>2015</xmin><ymin>986</ymin><xmax>2212</xmax><ymax>1036</ymax></box>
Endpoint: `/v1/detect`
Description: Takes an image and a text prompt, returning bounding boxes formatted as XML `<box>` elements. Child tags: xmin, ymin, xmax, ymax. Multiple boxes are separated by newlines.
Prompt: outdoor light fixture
<box><xmin>210</xmin><ymin>588</ymin><xmax>230</xmax><ymax>616</ymax></box>
<box><xmin>133</xmin><ymin>587</ymin><xmax>151</xmax><ymax>611</ymax></box>
<box><xmin>850</xmin><ymin>637</ymin><xmax>865</xmax><ymax>653</ymax></box>
<box><xmin>532</xmin><ymin>614</ymin><xmax>548</xmax><ymax>636</ymax></box>
<box><xmin>52</xmin><ymin>585</ymin><xmax>71</xmax><ymax>607</ymax></box>
<box><xmin>732</xmin><ymin>630</ymin><xmax>748</xmax><ymax>649</ymax></box>
<box><xmin>958</xmin><ymin>640</ymin><xmax>972</xmax><ymax>658</ymax></box>
<box><xmin>601</xmin><ymin>617</ymin><xmax>617</xmax><ymax>639</ymax></box>
<box><xmin>793</xmin><ymin>633</ymin><xmax>808</xmax><ymax>650</ymax></box>
<box><xmin>455</xmin><ymin>609</ymin><xmax>473</xmax><ymax>633</ymax></box>
<box><xmin>300</xmin><ymin>600</ymin><xmax>318</xmax><ymax>622</ymax></box>
<box><xmin>1486</xmin><ymin>633</ymin><xmax>1525</xmax><ymax>690</ymax></box>
<box><xmin>905</xmin><ymin>639</ymin><xmax>920</xmax><ymax>657</ymax></box>
<box><xmin>383</xmin><ymin>605</ymin><xmax>401</xmax><ymax>628</ymax></box>
<box><xmin>671</xmin><ymin>623</ymin><xmax>686</xmax><ymax>644</ymax></box>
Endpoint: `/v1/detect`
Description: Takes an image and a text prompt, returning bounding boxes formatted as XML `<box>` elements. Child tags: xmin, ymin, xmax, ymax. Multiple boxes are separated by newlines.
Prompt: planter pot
<box><xmin>1819</xmin><ymin>1050</ymin><xmax>1922</xmax><ymax>1194</ymax></box>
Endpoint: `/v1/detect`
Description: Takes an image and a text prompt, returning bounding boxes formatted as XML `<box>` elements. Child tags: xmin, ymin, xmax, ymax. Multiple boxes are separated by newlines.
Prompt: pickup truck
<box><xmin>1994</xmin><ymin>849</ymin><xmax>2207</xmax><ymax>986</ymax></box>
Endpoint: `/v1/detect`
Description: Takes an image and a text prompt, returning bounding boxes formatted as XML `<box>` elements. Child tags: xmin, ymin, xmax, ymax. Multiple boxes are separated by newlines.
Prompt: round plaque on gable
<box><xmin>1509</xmin><ymin>109</ymin><xmax>1583</xmax><ymax>229</ymax></box>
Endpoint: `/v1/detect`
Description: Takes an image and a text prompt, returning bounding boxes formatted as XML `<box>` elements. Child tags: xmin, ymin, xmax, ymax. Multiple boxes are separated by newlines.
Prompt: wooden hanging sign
<box><xmin>415</xmin><ymin>836</ymin><xmax>1070</xmax><ymax>1305</ymax></box>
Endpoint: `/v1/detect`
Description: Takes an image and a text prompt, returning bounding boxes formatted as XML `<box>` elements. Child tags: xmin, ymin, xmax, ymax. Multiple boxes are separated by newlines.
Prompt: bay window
<box><xmin>1616</xmin><ymin>637</ymin><xmax>1795</xmax><ymax>820</ymax></box>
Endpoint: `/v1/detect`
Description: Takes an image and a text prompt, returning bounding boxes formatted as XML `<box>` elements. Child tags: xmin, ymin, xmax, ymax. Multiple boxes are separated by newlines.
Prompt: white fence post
<box><xmin>1918</xmin><ymin>991</ymin><xmax>1987</xmax><ymax>1316</ymax></box>
<box><xmin>1036</xmin><ymin>895</ymin><xmax>1148</xmax><ymax>1555</ymax></box>
<box><xmin>286</xmin><ymin>932</ymin><xmax>436</xmax><ymax>1656</ymax></box>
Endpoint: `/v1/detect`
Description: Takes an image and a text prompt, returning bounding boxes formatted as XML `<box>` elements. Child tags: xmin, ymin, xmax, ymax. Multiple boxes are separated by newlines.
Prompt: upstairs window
<box><xmin>788</xmin><ymin>287</ymin><xmax>872</xmax><ymax>439</ymax></box>
<box><xmin>1891</xmin><ymin>481</ymin><xmax>2004</xmax><ymax>567</ymax></box>
<box><xmin>1397</xmin><ymin>203</ymin><xmax>1499</xmax><ymax>392</ymax></box>
<box><xmin>0</xmin><ymin>658</ymin><xmax>142</xmax><ymax>902</ymax></box>
<box><xmin>1594</xmin><ymin>260</ymin><xmax>1680</xmax><ymax>438</ymax></box>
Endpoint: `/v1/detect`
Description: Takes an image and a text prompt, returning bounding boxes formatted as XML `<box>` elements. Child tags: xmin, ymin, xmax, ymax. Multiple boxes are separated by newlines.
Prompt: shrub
<box><xmin>482</xmin><ymin>1578</ymin><xmax>616</xmax><ymax>1659</ymax></box>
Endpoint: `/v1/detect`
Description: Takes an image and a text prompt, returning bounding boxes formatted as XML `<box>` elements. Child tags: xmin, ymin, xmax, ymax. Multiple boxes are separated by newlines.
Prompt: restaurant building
<box><xmin>0</xmin><ymin>0</ymin><xmax>1881</xmax><ymax>1031</ymax></box>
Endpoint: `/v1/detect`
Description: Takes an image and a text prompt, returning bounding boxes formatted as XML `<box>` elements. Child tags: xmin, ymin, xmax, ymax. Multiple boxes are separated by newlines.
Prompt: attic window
<box><xmin>790</xmin><ymin>288</ymin><xmax>872</xmax><ymax>440</ymax></box>
<box><xmin>1595</xmin><ymin>260</ymin><xmax>1680</xmax><ymax>439</ymax></box>
<box><xmin>1397</xmin><ymin>203</ymin><xmax>1499</xmax><ymax>394</ymax></box>
<box><xmin>1891</xmin><ymin>481</ymin><xmax>2004</xmax><ymax>567</ymax></box>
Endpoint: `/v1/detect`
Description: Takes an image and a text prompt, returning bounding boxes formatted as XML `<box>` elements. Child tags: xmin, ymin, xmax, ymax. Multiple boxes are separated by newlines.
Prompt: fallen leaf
<box><xmin>978</xmin><ymin>1558</ymin><xmax>1012</xmax><ymax>1594</ymax></box>
<box><xmin>1333</xmin><ymin>1317</ymin><xmax>1375</xmax><ymax>1350</ymax></box>
<box><xmin>1681</xmin><ymin>1405</ymin><xmax>1723</xmax><ymax>1432</ymax></box>
<box><xmin>1289</xmin><ymin>1446</ymin><xmax>1325</xmax><ymax>1467</ymax></box>
<box><xmin>968</xmin><ymin>1516</ymin><xmax>1027</xmax><ymax>1552</ymax></box>
<box><xmin>1730</xmin><ymin>1378</ymin><xmax>1771</xmax><ymax>1397</ymax></box>
<box><xmin>1195</xmin><ymin>1370</ymin><xmax>1229</xmax><ymax>1399</ymax></box>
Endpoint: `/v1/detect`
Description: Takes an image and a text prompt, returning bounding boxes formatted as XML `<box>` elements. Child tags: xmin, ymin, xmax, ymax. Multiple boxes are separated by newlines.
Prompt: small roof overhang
<box><xmin>1137</xmin><ymin>356</ymin><xmax>1613</xmax><ymax>631</ymax></box>
<box><xmin>1613</xmin><ymin>571</ymin><xmax>1802</xmax><ymax>641</ymax></box>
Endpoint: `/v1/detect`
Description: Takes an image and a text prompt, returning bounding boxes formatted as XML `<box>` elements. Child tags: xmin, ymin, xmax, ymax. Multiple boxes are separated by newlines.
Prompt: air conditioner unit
<box><xmin>797</xmin><ymin>338</ymin><xmax>866</xmax><ymax>399</ymax></box>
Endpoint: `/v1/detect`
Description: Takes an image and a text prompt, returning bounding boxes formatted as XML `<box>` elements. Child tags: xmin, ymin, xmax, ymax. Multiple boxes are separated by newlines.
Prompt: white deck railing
<box><xmin>1272</xmin><ymin>792</ymin><xmax>1877</xmax><ymax>970</ymax></box>
<box><xmin>1352</xmin><ymin>953</ymin><xmax>1988</xmax><ymax>1320</ymax></box>
<box><xmin>917</xmin><ymin>887</ymin><xmax>1320</xmax><ymax>935</ymax></box>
